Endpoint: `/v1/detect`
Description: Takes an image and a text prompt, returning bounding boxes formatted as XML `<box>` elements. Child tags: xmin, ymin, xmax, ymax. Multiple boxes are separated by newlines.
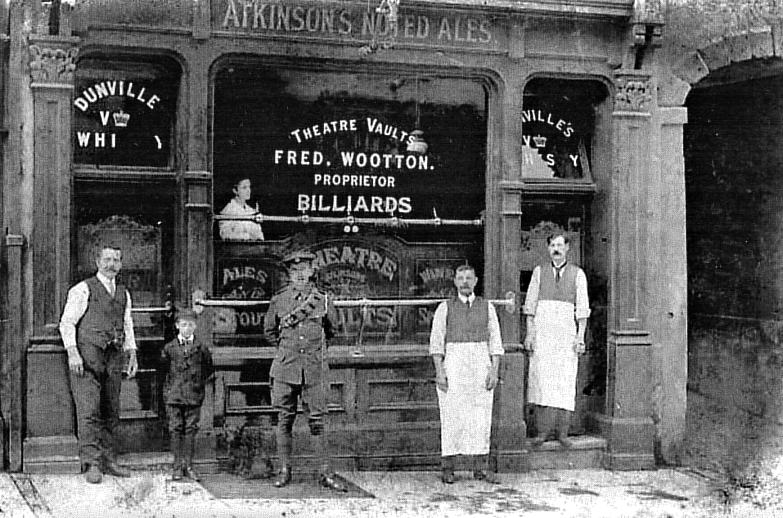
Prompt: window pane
<box><xmin>212</xmin><ymin>65</ymin><xmax>487</xmax><ymax>346</ymax></box>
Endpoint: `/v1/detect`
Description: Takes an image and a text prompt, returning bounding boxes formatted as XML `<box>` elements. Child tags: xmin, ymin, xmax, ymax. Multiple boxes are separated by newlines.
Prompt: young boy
<box><xmin>161</xmin><ymin>309</ymin><xmax>213</xmax><ymax>481</ymax></box>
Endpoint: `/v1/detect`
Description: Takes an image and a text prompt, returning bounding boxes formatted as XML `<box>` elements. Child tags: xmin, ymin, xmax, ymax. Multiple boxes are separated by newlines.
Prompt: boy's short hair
<box><xmin>176</xmin><ymin>309</ymin><xmax>199</xmax><ymax>324</ymax></box>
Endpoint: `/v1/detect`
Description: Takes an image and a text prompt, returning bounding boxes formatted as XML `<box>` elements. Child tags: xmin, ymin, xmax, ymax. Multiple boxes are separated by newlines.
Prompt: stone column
<box><xmin>593</xmin><ymin>70</ymin><xmax>656</xmax><ymax>470</ymax></box>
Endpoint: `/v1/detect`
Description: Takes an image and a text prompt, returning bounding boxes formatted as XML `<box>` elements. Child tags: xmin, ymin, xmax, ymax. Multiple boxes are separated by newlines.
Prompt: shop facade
<box><xmin>1</xmin><ymin>0</ymin><xmax>687</xmax><ymax>473</ymax></box>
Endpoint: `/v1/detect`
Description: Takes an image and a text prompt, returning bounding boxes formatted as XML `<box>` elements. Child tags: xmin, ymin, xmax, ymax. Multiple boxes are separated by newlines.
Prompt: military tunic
<box><xmin>264</xmin><ymin>283</ymin><xmax>336</xmax><ymax>434</ymax></box>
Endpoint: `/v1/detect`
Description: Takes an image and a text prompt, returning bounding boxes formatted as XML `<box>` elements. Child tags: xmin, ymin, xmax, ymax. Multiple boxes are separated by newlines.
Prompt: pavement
<box><xmin>1</xmin><ymin>467</ymin><xmax>776</xmax><ymax>518</ymax></box>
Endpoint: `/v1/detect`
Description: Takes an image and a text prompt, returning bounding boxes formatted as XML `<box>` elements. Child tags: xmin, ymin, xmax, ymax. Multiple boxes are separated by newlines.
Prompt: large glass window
<box><xmin>212</xmin><ymin>64</ymin><xmax>488</xmax><ymax>347</ymax></box>
<box><xmin>73</xmin><ymin>55</ymin><xmax>180</xmax><ymax>168</ymax></box>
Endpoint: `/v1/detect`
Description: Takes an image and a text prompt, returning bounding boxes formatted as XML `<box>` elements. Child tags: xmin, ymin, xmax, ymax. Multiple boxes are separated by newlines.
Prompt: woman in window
<box><xmin>219</xmin><ymin>178</ymin><xmax>265</xmax><ymax>241</ymax></box>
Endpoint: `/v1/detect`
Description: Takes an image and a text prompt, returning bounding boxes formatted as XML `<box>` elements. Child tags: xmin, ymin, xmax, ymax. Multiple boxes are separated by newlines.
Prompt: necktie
<box><xmin>554</xmin><ymin>263</ymin><xmax>567</xmax><ymax>283</ymax></box>
<box><xmin>109</xmin><ymin>282</ymin><xmax>116</xmax><ymax>297</ymax></box>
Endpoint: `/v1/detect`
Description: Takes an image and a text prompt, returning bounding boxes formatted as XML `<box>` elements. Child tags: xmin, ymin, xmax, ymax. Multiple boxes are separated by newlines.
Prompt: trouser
<box><xmin>167</xmin><ymin>404</ymin><xmax>201</xmax><ymax>468</ymax></box>
<box><xmin>533</xmin><ymin>405</ymin><xmax>572</xmax><ymax>439</ymax></box>
<box><xmin>69</xmin><ymin>343</ymin><xmax>124</xmax><ymax>469</ymax></box>
<box><xmin>272</xmin><ymin>379</ymin><xmax>329</xmax><ymax>473</ymax></box>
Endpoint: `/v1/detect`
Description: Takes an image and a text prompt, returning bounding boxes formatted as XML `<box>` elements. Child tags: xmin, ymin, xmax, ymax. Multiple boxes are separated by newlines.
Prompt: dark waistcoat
<box><xmin>538</xmin><ymin>263</ymin><xmax>578</xmax><ymax>304</ymax></box>
<box><xmin>445</xmin><ymin>296</ymin><xmax>489</xmax><ymax>343</ymax></box>
<box><xmin>77</xmin><ymin>276</ymin><xmax>127</xmax><ymax>349</ymax></box>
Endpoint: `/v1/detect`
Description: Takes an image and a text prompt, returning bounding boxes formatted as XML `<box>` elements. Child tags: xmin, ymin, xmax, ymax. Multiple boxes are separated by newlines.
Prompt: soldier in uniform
<box><xmin>263</xmin><ymin>250</ymin><xmax>347</xmax><ymax>491</ymax></box>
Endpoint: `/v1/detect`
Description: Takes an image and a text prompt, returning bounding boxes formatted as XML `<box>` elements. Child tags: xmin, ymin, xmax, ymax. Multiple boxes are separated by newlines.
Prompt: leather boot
<box><xmin>274</xmin><ymin>432</ymin><xmax>292</xmax><ymax>488</ymax></box>
<box><xmin>440</xmin><ymin>455</ymin><xmax>456</xmax><ymax>484</ymax></box>
<box><xmin>313</xmin><ymin>434</ymin><xmax>347</xmax><ymax>491</ymax></box>
<box><xmin>170</xmin><ymin>435</ymin><xmax>182</xmax><ymax>481</ymax></box>
<box><xmin>182</xmin><ymin>435</ymin><xmax>201</xmax><ymax>481</ymax></box>
<box><xmin>530</xmin><ymin>406</ymin><xmax>551</xmax><ymax>447</ymax></box>
<box><xmin>274</xmin><ymin>466</ymin><xmax>292</xmax><ymax>488</ymax></box>
<box><xmin>556</xmin><ymin>409</ymin><xmax>574</xmax><ymax>449</ymax></box>
<box><xmin>473</xmin><ymin>455</ymin><xmax>499</xmax><ymax>484</ymax></box>
<box><xmin>103</xmin><ymin>457</ymin><xmax>131</xmax><ymax>478</ymax></box>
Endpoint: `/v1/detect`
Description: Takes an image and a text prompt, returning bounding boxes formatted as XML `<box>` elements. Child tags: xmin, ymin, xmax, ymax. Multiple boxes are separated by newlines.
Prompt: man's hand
<box><xmin>485</xmin><ymin>372</ymin><xmax>499</xmax><ymax>391</ymax></box>
<box><xmin>435</xmin><ymin>373</ymin><xmax>448</xmax><ymax>393</ymax></box>
<box><xmin>573</xmin><ymin>338</ymin><xmax>586</xmax><ymax>355</ymax></box>
<box><xmin>523</xmin><ymin>333</ymin><xmax>535</xmax><ymax>352</ymax></box>
<box><xmin>66</xmin><ymin>348</ymin><xmax>84</xmax><ymax>376</ymax></box>
<box><xmin>126</xmin><ymin>350</ymin><xmax>138</xmax><ymax>378</ymax></box>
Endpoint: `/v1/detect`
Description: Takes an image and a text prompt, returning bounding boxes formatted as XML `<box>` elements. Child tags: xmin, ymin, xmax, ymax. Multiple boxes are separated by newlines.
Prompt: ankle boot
<box><xmin>556</xmin><ymin>409</ymin><xmax>574</xmax><ymax>449</ymax></box>
<box><xmin>440</xmin><ymin>456</ymin><xmax>456</xmax><ymax>484</ymax></box>
<box><xmin>473</xmin><ymin>455</ymin><xmax>498</xmax><ymax>484</ymax></box>
<box><xmin>530</xmin><ymin>406</ymin><xmax>551</xmax><ymax>447</ymax></box>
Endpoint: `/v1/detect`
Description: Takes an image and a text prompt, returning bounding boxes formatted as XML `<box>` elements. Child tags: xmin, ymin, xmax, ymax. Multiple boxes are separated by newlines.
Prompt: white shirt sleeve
<box><xmin>523</xmin><ymin>266</ymin><xmax>541</xmax><ymax>316</ymax></box>
<box><xmin>487</xmin><ymin>301</ymin><xmax>504</xmax><ymax>355</ymax></box>
<box><xmin>123</xmin><ymin>290</ymin><xmax>137</xmax><ymax>351</ymax></box>
<box><xmin>59</xmin><ymin>282</ymin><xmax>89</xmax><ymax>350</ymax></box>
<box><xmin>428</xmin><ymin>302</ymin><xmax>449</xmax><ymax>356</ymax></box>
<box><xmin>575</xmin><ymin>269</ymin><xmax>591</xmax><ymax>320</ymax></box>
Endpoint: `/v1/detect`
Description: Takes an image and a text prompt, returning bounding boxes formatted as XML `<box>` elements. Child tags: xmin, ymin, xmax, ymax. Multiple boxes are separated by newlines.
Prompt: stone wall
<box><xmin>685</xmin><ymin>73</ymin><xmax>783</xmax><ymax>471</ymax></box>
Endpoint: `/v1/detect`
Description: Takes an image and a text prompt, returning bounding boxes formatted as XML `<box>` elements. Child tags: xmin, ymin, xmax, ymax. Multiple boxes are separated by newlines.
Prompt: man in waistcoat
<box><xmin>523</xmin><ymin>233</ymin><xmax>590</xmax><ymax>448</ymax></box>
<box><xmin>430</xmin><ymin>264</ymin><xmax>504</xmax><ymax>484</ymax></box>
<box><xmin>59</xmin><ymin>245</ymin><xmax>138</xmax><ymax>483</ymax></box>
<box><xmin>263</xmin><ymin>250</ymin><xmax>347</xmax><ymax>492</ymax></box>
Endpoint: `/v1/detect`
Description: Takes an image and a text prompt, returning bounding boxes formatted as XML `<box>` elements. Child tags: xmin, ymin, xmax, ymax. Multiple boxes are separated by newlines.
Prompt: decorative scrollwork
<box><xmin>28</xmin><ymin>44</ymin><xmax>78</xmax><ymax>84</ymax></box>
<box><xmin>614</xmin><ymin>75</ymin><xmax>652</xmax><ymax>112</ymax></box>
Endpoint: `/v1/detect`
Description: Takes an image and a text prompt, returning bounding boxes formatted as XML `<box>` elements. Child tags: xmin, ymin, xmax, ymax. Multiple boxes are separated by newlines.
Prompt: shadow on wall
<box><xmin>684</xmin><ymin>72</ymin><xmax>783</xmax><ymax>507</ymax></box>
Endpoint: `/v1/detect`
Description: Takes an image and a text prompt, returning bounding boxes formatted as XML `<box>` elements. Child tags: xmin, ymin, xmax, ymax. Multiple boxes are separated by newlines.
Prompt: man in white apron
<box><xmin>430</xmin><ymin>265</ymin><xmax>504</xmax><ymax>483</ymax></box>
<box><xmin>523</xmin><ymin>233</ymin><xmax>590</xmax><ymax>448</ymax></box>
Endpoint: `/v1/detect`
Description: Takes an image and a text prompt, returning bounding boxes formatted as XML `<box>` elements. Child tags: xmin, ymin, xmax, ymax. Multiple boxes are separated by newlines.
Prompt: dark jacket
<box><xmin>160</xmin><ymin>336</ymin><xmax>214</xmax><ymax>406</ymax></box>
<box><xmin>263</xmin><ymin>283</ymin><xmax>337</xmax><ymax>386</ymax></box>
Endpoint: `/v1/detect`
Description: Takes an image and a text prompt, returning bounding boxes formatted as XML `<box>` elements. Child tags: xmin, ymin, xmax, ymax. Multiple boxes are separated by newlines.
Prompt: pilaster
<box><xmin>27</xmin><ymin>35</ymin><xmax>79</xmax><ymax>337</ymax></box>
<box><xmin>594</xmin><ymin>69</ymin><xmax>656</xmax><ymax>470</ymax></box>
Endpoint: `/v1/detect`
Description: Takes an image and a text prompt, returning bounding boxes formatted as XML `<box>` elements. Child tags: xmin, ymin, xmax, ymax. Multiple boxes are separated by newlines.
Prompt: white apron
<box><xmin>528</xmin><ymin>299</ymin><xmax>578</xmax><ymax>411</ymax></box>
<box><xmin>436</xmin><ymin>341</ymin><xmax>494</xmax><ymax>456</ymax></box>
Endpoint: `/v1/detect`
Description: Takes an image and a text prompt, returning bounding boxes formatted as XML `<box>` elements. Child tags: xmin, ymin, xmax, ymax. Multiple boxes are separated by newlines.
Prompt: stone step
<box><xmin>116</xmin><ymin>435</ymin><xmax>607</xmax><ymax>473</ymax></box>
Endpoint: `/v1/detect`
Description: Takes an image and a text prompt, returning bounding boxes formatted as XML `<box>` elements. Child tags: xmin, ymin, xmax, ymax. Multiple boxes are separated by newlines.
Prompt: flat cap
<box><xmin>282</xmin><ymin>250</ymin><xmax>317</xmax><ymax>266</ymax></box>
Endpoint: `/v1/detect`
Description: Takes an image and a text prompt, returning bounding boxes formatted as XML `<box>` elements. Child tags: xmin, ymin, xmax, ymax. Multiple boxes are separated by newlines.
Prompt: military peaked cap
<box><xmin>282</xmin><ymin>250</ymin><xmax>317</xmax><ymax>266</ymax></box>
<box><xmin>176</xmin><ymin>308</ymin><xmax>199</xmax><ymax>323</ymax></box>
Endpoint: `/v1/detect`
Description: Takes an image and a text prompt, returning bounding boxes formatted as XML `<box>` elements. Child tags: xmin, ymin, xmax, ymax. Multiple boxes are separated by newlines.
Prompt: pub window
<box><xmin>212</xmin><ymin>63</ymin><xmax>488</xmax><ymax>348</ymax></box>
<box><xmin>520</xmin><ymin>78</ymin><xmax>607</xmax><ymax>183</ymax></box>
<box><xmin>73</xmin><ymin>55</ymin><xmax>180</xmax><ymax>169</ymax></box>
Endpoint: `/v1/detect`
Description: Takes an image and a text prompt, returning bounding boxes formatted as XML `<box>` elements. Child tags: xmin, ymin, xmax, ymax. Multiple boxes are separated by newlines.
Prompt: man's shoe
<box><xmin>558</xmin><ymin>436</ymin><xmax>575</xmax><ymax>449</ymax></box>
<box><xmin>530</xmin><ymin>434</ymin><xmax>547</xmax><ymax>448</ymax></box>
<box><xmin>183</xmin><ymin>465</ymin><xmax>201</xmax><ymax>482</ymax></box>
<box><xmin>319</xmin><ymin>473</ymin><xmax>348</xmax><ymax>492</ymax></box>
<box><xmin>441</xmin><ymin>468</ymin><xmax>456</xmax><ymax>484</ymax></box>
<box><xmin>103</xmin><ymin>460</ymin><xmax>131</xmax><ymax>478</ymax></box>
<box><xmin>273</xmin><ymin>466</ymin><xmax>292</xmax><ymax>488</ymax></box>
<box><xmin>85</xmin><ymin>465</ymin><xmax>102</xmax><ymax>484</ymax></box>
<box><xmin>473</xmin><ymin>470</ymin><xmax>499</xmax><ymax>484</ymax></box>
<box><xmin>170</xmin><ymin>465</ymin><xmax>183</xmax><ymax>482</ymax></box>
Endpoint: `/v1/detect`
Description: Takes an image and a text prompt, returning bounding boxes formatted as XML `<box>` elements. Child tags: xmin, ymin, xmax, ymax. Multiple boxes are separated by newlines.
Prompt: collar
<box><xmin>96</xmin><ymin>272</ymin><xmax>116</xmax><ymax>290</ymax></box>
<box><xmin>551</xmin><ymin>261</ymin><xmax>568</xmax><ymax>271</ymax></box>
<box><xmin>177</xmin><ymin>335</ymin><xmax>194</xmax><ymax>345</ymax></box>
<box><xmin>458</xmin><ymin>293</ymin><xmax>476</xmax><ymax>305</ymax></box>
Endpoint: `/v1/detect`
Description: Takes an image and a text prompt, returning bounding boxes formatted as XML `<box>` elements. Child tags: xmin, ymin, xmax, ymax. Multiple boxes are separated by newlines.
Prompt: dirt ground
<box><xmin>683</xmin><ymin>388</ymin><xmax>783</xmax><ymax>512</ymax></box>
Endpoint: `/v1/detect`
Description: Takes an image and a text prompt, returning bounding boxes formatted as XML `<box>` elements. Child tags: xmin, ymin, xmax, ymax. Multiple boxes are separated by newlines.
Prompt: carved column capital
<box><xmin>27</xmin><ymin>37</ymin><xmax>80</xmax><ymax>88</ymax></box>
<box><xmin>614</xmin><ymin>71</ymin><xmax>653</xmax><ymax>114</ymax></box>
